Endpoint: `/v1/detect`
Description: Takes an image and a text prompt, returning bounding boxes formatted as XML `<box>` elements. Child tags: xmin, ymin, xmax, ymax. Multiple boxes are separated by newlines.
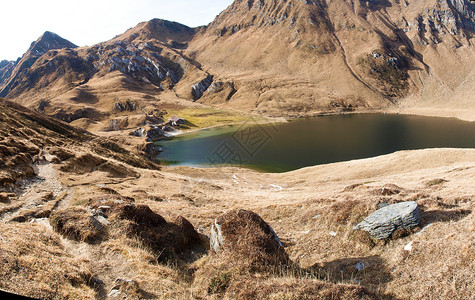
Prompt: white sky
<box><xmin>0</xmin><ymin>0</ymin><xmax>234</xmax><ymax>61</ymax></box>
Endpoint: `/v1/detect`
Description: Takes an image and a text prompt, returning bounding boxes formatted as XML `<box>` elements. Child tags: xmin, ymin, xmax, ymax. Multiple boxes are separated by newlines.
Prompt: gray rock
<box><xmin>142</xmin><ymin>142</ymin><xmax>162</xmax><ymax>157</ymax></box>
<box><xmin>210</xmin><ymin>219</ymin><xmax>224</xmax><ymax>252</ymax></box>
<box><xmin>191</xmin><ymin>74</ymin><xmax>214</xmax><ymax>100</ymax></box>
<box><xmin>354</xmin><ymin>201</ymin><xmax>420</xmax><ymax>240</ymax></box>
<box><xmin>108</xmin><ymin>278</ymin><xmax>138</xmax><ymax>298</ymax></box>
<box><xmin>89</xmin><ymin>216</ymin><xmax>105</xmax><ymax>231</ymax></box>
<box><xmin>114</xmin><ymin>100</ymin><xmax>137</xmax><ymax>112</ymax></box>
<box><xmin>96</xmin><ymin>215</ymin><xmax>110</xmax><ymax>226</ymax></box>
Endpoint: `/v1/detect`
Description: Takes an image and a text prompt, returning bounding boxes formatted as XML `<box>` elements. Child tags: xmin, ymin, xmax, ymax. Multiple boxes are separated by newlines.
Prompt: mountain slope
<box><xmin>0</xmin><ymin>60</ymin><xmax>15</xmax><ymax>85</ymax></box>
<box><xmin>187</xmin><ymin>0</ymin><xmax>475</xmax><ymax>116</ymax></box>
<box><xmin>0</xmin><ymin>97</ymin><xmax>158</xmax><ymax>190</ymax></box>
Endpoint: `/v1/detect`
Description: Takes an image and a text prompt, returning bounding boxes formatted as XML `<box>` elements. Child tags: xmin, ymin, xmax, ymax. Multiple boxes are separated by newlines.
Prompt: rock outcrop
<box><xmin>0</xmin><ymin>60</ymin><xmax>15</xmax><ymax>86</ymax></box>
<box><xmin>191</xmin><ymin>74</ymin><xmax>214</xmax><ymax>100</ymax></box>
<box><xmin>145</xmin><ymin>126</ymin><xmax>166</xmax><ymax>141</ymax></box>
<box><xmin>354</xmin><ymin>201</ymin><xmax>421</xmax><ymax>240</ymax></box>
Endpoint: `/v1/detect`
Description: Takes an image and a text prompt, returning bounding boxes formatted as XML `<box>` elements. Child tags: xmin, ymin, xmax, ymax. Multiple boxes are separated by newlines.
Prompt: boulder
<box><xmin>108</xmin><ymin>278</ymin><xmax>149</xmax><ymax>299</ymax></box>
<box><xmin>210</xmin><ymin>209</ymin><xmax>288</xmax><ymax>266</ymax></box>
<box><xmin>354</xmin><ymin>201</ymin><xmax>420</xmax><ymax>240</ymax></box>
<box><xmin>49</xmin><ymin>207</ymin><xmax>105</xmax><ymax>243</ymax></box>
<box><xmin>109</xmin><ymin>204</ymin><xmax>202</xmax><ymax>260</ymax></box>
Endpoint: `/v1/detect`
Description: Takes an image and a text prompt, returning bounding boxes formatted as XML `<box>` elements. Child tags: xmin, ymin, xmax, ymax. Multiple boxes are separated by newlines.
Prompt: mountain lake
<box><xmin>155</xmin><ymin>113</ymin><xmax>475</xmax><ymax>172</ymax></box>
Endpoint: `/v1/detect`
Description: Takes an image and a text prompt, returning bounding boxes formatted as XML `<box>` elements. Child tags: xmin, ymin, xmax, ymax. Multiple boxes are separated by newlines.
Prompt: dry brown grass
<box><xmin>108</xmin><ymin>204</ymin><xmax>203</xmax><ymax>261</ymax></box>
<box><xmin>227</xmin><ymin>277</ymin><xmax>380</xmax><ymax>300</ymax></box>
<box><xmin>1</xmin><ymin>99</ymin><xmax>473</xmax><ymax>300</ymax></box>
<box><xmin>190</xmin><ymin>209</ymin><xmax>392</xmax><ymax>299</ymax></box>
<box><xmin>99</xmin><ymin>238</ymin><xmax>192</xmax><ymax>299</ymax></box>
<box><xmin>214</xmin><ymin>210</ymin><xmax>290</xmax><ymax>269</ymax></box>
<box><xmin>0</xmin><ymin>223</ymin><xmax>96</xmax><ymax>299</ymax></box>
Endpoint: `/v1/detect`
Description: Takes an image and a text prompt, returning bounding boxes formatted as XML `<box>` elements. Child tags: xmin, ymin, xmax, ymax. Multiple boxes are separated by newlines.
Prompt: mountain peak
<box><xmin>41</xmin><ymin>31</ymin><xmax>59</xmax><ymax>38</ymax></box>
<box><xmin>0</xmin><ymin>32</ymin><xmax>77</xmax><ymax>98</ymax></box>
<box><xmin>114</xmin><ymin>18</ymin><xmax>197</xmax><ymax>45</ymax></box>
<box><xmin>29</xmin><ymin>31</ymin><xmax>77</xmax><ymax>57</ymax></box>
<box><xmin>207</xmin><ymin>0</ymin><xmax>319</xmax><ymax>35</ymax></box>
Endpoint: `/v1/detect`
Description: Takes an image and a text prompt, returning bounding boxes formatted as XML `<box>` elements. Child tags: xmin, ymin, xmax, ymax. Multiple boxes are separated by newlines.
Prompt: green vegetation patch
<box><xmin>163</xmin><ymin>107</ymin><xmax>261</xmax><ymax>130</ymax></box>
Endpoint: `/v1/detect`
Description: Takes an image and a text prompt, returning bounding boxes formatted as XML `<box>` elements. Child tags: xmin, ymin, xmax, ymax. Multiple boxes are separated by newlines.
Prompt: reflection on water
<box><xmin>156</xmin><ymin>114</ymin><xmax>475</xmax><ymax>172</ymax></box>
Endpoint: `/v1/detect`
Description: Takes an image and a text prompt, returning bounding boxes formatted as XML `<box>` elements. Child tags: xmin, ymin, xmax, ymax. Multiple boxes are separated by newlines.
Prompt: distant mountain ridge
<box><xmin>0</xmin><ymin>0</ymin><xmax>473</xmax><ymax>125</ymax></box>
<box><xmin>0</xmin><ymin>60</ymin><xmax>15</xmax><ymax>86</ymax></box>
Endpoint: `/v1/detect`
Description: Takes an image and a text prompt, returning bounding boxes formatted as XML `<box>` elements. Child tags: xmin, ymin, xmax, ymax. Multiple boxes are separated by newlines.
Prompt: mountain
<box><xmin>0</xmin><ymin>0</ymin><xmax>473</xmax><ymax>125</ymax></box>
<box><xmin>186</xmin><ymin>0</ymin><xmax>475</xmax><ymax>115</ymax></box>
<box><xmin>0</xmin><ymin>31</ymin><xmax>78</xmax><ymax>98</ymax></box>
<box><xmin>113</xmin><ymin>18</ymin><xmax>198</xmax><ymax>47</ymax></box>
<box><xmin>0</xmin><ymin>21</ymin><xmax>212</xmax><ymax>130</ymax></box>
<box><xmin>0</xmin><ymin>60</ymin><xmax>15</xmax><ymax>85</ymax></box>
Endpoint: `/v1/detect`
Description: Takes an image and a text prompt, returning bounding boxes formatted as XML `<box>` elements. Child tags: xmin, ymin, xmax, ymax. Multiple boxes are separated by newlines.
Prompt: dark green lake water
<box><xmin>155</xmin><ymin>114</ymin><xmax>475</xmax><ymax>172</ymax></box>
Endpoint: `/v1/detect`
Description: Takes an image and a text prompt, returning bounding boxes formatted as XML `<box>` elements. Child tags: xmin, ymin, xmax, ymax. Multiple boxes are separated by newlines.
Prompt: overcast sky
<box><xmin>0</xmin><ymin>0</ymin><xmax>234</xmax><ymax>61</ymax></box>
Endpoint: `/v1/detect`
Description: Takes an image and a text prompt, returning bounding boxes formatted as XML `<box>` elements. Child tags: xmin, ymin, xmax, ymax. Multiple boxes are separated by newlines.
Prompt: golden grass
<box><xmin>101</xmin><ymin>238</ymin><xmax>192</xmax><ymax>299</ymax></box>
<box><xmin>1</xmin><ymin>106</ymin><xmax>473</xmax><ymax>300</ymax></box>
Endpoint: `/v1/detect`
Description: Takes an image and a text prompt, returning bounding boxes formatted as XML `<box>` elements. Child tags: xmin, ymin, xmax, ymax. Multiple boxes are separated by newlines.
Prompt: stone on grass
<box><xmin>353</xmin><ymin>201</ymin><xmax>420</xmax><ymax>240</ymax></box>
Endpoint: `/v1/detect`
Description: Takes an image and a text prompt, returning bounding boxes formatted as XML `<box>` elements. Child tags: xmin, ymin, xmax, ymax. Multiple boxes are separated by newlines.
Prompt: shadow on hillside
<box><xmin>70</xmin><ymin>87</ymin><xmax>99</xmax><ymax>104</ymax></box>
<box><xmin>307</xmin><ymin>255</ymin><xmax>392</xmax><ymax>288</ymax></box>
<box><xmin>420</xmin><ymin>209</ymin><xmax>471</xmax><ymax>226</ymax></box>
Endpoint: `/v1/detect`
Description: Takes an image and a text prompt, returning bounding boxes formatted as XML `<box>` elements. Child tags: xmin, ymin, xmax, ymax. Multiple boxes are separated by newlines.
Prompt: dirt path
<box><xmin>0</xmin><ymin>151</ymin><xmax>134</xmax><ymax>298</ymax></box>
<box><xmin>0</xmin><ymin>153</ymin><xmax>66</xmax><ymax>222</ymax></box>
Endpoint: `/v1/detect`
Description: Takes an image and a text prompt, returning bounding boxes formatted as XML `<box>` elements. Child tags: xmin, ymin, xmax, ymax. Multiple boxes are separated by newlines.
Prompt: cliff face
<box><xmin>0</xmin><ymin>60</ymin><xmax>15</xmax><ymax>86</ymax></box>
